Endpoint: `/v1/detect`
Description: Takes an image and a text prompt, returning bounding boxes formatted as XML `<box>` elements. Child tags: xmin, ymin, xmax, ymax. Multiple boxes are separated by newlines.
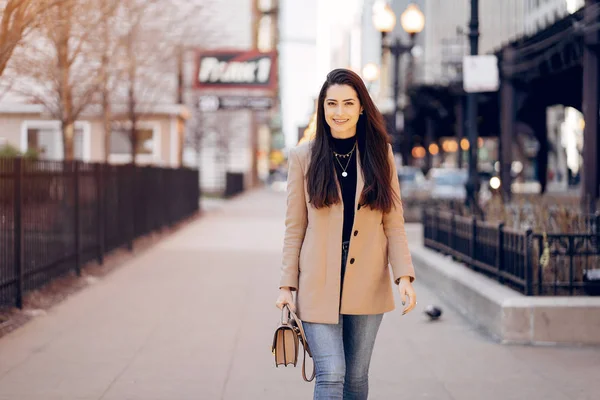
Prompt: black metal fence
<box><xmin>423</xmin><ymin>209</ymin><xmax>600</xmax><ymax>296</ymax></box>
<box><xmin>0</xmin><ymin>158</ymin><xmax>200</xmax><ymax>309</ymax></box>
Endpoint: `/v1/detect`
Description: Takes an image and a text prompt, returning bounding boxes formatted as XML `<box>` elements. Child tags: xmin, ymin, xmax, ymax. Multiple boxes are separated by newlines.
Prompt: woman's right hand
<box><xmin>275</xmin><ymin>287</ymin><xmax>295</xmax><ymax>312</ymax></box>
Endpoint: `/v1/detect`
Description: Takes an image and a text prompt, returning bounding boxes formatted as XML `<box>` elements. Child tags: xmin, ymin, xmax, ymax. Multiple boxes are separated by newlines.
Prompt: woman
<box><xmin>275</xmin><ymin>68</ymin><xmax>417</xmax><ymax>399</ymax></box>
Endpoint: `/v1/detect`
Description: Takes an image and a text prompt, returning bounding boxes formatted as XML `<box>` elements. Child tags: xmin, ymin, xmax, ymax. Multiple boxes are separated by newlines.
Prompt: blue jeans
<box><xmin>303</xmin><ymin>314</ymin><xmax>384</xmax><ymax>400</ymax></box>
<box><xmin>304</xmin><ymin>241</ymin><xmax>383</xmax><ymax>399</ymax></box>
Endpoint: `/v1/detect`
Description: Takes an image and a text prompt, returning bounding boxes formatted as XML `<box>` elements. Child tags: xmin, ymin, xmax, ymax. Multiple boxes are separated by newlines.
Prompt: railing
<box><xmin>423</xmin><ymin>209</ymin><xmax>600</xmax><ymax>296</ymax></box>
<box><xmin>0</xmin><ymin>158</ymin><xmax>200</xmax><ymax>309</ymax></box>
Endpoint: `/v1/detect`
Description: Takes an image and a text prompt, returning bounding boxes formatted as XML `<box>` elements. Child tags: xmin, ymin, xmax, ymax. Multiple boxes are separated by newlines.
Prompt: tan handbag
<box><xmin>271</xmin><ymin>304</ymin><xmax>315</xmax><ymax>382</ymax></box>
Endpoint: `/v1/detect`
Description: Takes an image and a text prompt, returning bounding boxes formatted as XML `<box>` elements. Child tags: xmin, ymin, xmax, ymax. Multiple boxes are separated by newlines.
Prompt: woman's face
<box><xmin>324</xmin><ymin>84</ymin><xmax>363</xmax><ymax>139</ymax></box>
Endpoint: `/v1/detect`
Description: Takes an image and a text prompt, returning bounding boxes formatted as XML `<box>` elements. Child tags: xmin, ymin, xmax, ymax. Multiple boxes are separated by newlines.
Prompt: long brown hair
<box><xmin>306</xmin><ymin>68</ymin><xmax>398</xmax><ymax>212</ymax></box>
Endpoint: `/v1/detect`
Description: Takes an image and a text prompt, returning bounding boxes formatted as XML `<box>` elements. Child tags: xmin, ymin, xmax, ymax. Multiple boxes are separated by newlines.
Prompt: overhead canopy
<box><xmin>494</xmin><ymin>7</ymin><xmax>585</xmax><ymax>83</ymax></box>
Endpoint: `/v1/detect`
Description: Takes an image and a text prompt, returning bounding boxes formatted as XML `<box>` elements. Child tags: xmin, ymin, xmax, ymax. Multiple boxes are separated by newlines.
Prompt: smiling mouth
<box><xmin>333</xmin><ymin>119</ymin><xmax>349</xmax><ymax>124</ymax></box>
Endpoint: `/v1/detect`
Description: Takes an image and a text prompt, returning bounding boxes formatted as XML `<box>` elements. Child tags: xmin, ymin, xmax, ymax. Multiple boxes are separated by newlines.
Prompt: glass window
<box><xmin>110</xmin><ymin>127</ymin><xmax>154</xmax><ymax>157</ymax></box>
<box><xmin>26</xmin><ymin>126</ymin><xmax>84</xmax><ymax>160</ymax></box>
<box><xmin>137</xmin><ymin>129</ymin><xmax>154</xmax><ymax>155</ymax></box>
<box><xmin>110</xmin><ymin>128</ymin><xmax>130</xmax><ymax>155</ymax></box>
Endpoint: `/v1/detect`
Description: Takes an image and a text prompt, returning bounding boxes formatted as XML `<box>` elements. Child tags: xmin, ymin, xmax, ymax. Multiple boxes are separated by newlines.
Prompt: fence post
<box><xmin>496</xmin><ymin>222</ymin><xmax>504</xmax><ymax>284</ymax></box>
<box><xmin>524</xmin><ymin>229</ymin><xmax>534</xmax><ymax>295</ymax></box>
<box><xmin>195</xmin><ymin>169</ymin><xmax>201</xmax><ymax>213</ymax></box>
<box><xmin>96</xmin><ymin>164</ymin><xmax>105</xmax><ymax>264</ymax></box>
<box><xmin>74</xmin><ymin>161</ymin><xmax>81</xmax><ymax>276</ymax></box>
<box><xmin>422</xmin><ymin>208</ymin><xmax>427</xmax><ymax>243</ymax></box>
<box><xmin>470</xmin><ymin>216</ymin><xmax>477</xmax><ymax>266</ymax></box>
<box><xmin>127</xmin><ymin>163</ymin><xmax>134</xmax><ymax>251</ymax></box>
<box><xmin>449</xmin><ymin>213</ymin><xmax>455</xmax><ymax>252</ymax></box>
<box><xmin>433</xmin><ymin>209</ymin><xmax>439</xmax><ymax>244</ymax></box>
<box><xmin>157</xmin><ymin>168</ymin><xmax>164</xmax><ymax>232</ymax></box>
<box><xmin>13</xmin><ymin>157</ymin><xmax>23</xmax><ymax>309</ymax></box>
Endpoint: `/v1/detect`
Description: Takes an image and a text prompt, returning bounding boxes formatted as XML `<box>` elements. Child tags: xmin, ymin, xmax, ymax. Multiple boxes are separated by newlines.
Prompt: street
<box><xmin>0</xmin><ymin>188</ymin><xmax>598</xmax><ymax>400</ymax></box>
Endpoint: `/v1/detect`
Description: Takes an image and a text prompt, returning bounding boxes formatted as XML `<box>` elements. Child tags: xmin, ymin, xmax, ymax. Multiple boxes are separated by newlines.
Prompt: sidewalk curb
<box><xmin>411</xmin><ymin>244</ymin><xmax>600</xmax><ymax>346</ymax></box>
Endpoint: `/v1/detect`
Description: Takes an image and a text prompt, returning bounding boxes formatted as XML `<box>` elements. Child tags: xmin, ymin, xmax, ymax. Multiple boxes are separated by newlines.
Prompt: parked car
<box><xmin>425</xmin><ymin>168</ymin><xmax>468</xmax><ymax>200</ymax></box>
<box><xmin>397</xmin><ymin>166</ymin><xmax>427</xmax><ymax>199</ymax></box>
<box><xmin>268</xmin><ymin>167</ymin><xmax>288</xmax><ymax>192</ymax></box>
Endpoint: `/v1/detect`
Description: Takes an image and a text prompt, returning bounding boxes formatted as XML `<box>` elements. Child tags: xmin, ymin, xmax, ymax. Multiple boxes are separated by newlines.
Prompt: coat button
<box><xmin>353</xmin><ymin>230</ymin><xmax>358</xmax><ymax>236</ymax></box>
<box><xmin>350</xmin><ymin>258</ymin><xmax>355</xmax><ymax>264</ymax></box>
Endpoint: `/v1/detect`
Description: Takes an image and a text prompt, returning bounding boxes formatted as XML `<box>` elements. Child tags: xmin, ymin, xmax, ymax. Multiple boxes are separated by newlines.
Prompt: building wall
<box><xmin>423</xmin><ymin>0</ymin><xmax>468</xmax><ymax>85</ymax></box>
<box><xmin>423</xmin><ymin>0</ymin><xmax>525</xmax><ymax>85</ymax></box>
<box><xmin>179</xmin><ymin>0</ymin><xmax>259</xmax><ymax>192</ymax></box>
<box><xmin>480</xmin><ymin>0</ymin><xmax>525</xmax><ymax>53</ymax></box>
<box><xmin>0</xmin><ymin>113</ymin><xmax>180</xmax><ymax>166</ymax></box>
<box><xmin>280</xmin><ymin>0</ymin><xmax>318</xmax><ymax>148</ymax></box>
<box><xmin>0</xmin><ymin>115</ymin><xmax>26</xmax><ymax>148</ymax></box>
<box><xmin>196</xmin><ymin>0</ymin><xmax>253</xmax><ymax>50</ymax></box>
<box><xmin>86</xmin><ymin>118</ymin><xmax>177</xmax><ymax>165</ymax></box>
<box><xmin>361</xmin><ymin>0</ymin><xmax>384</xmax><ymax>99</ymax></box>
<box><xmin>88</xmin><ymin>120</ymin><xmax>104</xmax><ymax>162</ymax></box>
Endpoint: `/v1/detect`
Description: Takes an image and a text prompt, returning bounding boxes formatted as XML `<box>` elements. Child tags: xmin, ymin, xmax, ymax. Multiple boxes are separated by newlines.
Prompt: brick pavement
<box><xmin>0</xmin><ymin>188</ymin><xmax>598</xmax><ymax>400</ymax></box>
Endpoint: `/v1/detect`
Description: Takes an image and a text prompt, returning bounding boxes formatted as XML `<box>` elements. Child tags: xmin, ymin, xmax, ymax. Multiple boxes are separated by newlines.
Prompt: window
<box><xmin>22</xmin><ymin>121</ymin><xmax>89</xmax><ymax>161</ymax></box>
<box><xmin>110</xmin><ymin>128</ymin><xmax>154</xmax><ymax>155</ymax></box>
<box><xmin>109</xmin><ymin>123</ymin><xmax>158</xmax><ymax>164</ymax></box>
<box><xmin>27</xmin><ymin>127</ymin><xmax>60</xmax><ymax>159</ymax></box>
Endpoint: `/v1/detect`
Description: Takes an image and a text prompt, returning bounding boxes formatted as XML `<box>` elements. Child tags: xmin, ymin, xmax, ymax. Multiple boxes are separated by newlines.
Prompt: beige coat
<box><xmin>280</xmin><ymin>140</ymin><xmax>415</xmax><ymax>324</ymax></box>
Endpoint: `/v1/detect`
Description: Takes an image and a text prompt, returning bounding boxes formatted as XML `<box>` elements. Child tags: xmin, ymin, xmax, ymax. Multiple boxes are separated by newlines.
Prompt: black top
<box><xmin>331</xmin><ymin>135</ymin><xmax>358</xmax><ymax>243</ymax></box>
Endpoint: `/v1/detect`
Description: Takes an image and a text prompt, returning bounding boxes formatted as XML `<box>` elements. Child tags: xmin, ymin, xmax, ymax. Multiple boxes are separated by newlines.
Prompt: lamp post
<box><xmin>373</xmin><ymin>3</ymin><xmax>424</xmax><ymax>160</ymax></box>
<box><xmin>465</xmin><ymin>0</ymin><xmax>480</xmax><ymax>210</ymax></box>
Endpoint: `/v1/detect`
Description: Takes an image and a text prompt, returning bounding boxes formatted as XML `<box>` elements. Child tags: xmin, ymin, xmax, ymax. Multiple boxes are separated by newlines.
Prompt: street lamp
<box><xmin>374</xmin><ymin>3</ymin><xmax>424</xmax><ymax>162</ymax></box>
<box><xmin>465</xmin><ymin>0</ymin><xmax>480</xmax><ymax>211</ymax></box>
<box><xmin>372</xmin><ymin>3</ymin><xmax>396</xmax><ymax>33</ymax></box>
<box><xmin>362</xmin><ymin>62</ymin><xmax>380</xmax><ymax>90</ymax></box>
<box><xmin>400</xmin><ymin>4</ymin><xmax>425</xmax><ymax>35</ymax></box>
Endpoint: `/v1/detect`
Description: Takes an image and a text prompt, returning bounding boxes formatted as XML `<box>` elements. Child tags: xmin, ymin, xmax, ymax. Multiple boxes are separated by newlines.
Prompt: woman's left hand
<box><xmin>398</xmin><ymin>277</ymin><xmax>417</xmax><ymax>315</ymax></box>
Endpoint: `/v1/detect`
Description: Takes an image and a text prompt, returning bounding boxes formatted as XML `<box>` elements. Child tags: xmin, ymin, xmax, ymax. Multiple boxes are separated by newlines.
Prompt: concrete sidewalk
<box><xmin>0</xmin><ymin>188</ymin><xmax>599</xmax><ymax>400</ymax></box>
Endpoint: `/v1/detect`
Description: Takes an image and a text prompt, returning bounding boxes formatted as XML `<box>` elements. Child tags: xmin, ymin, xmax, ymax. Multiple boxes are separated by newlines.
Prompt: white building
<box><xmin>180</xmin><ymin>0</ymin><xmax>270</xmax><ymax>194</ymax></box>
<box><xmin>279</xmin><ymin>0</ymin><xmax>319</xmax><ymax>148</ymax></box>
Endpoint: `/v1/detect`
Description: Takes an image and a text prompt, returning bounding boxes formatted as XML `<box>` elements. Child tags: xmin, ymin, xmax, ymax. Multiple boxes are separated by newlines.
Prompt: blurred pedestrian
<box><xmin>275</xmin><ymin>68</ymin><xmax>417</xmax><ymax>399</ymax></box>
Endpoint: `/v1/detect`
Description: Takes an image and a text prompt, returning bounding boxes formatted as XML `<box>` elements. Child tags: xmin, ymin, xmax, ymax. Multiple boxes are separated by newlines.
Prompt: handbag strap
<box><xmin>301</xmin><ymin>343</ymin><xmax>315</xmax><ymax>382</ymax></box>
<box><xmin>284</xmin><ymin>305</ymin><xmax>315</xmax><ymax>382</ymax></box>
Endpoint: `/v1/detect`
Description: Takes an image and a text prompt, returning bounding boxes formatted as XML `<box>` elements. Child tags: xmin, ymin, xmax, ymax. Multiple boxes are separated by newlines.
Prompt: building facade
<box><xmin>522</xmin><ymin>0</ymin><xmax>586</xmax><ymax>191</ymax></box>
<box><xmin>0</xmin><ymin>104</ymin><xmax>187</xmax><ymax>166</ymax></box>
<box><xmin>422</xmin><ymin>0</ymin><xmax>526</xmax><ymax>85</ymax></box>
<box><xmin>279</xmin><ymin>0</ymin><xmax>319</xmax><ymax>149</ymax></box>
<box><xmin>524</xmin><ymin>0</ymin><xmax>585</xmax><ymax>34</ymax></box>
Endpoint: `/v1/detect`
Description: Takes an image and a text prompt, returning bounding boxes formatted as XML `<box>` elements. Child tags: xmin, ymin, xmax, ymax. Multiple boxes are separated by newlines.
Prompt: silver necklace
<box><xmin>333</xmin><ymin>142</ymin><xmax>356</xmax><ymax>178</ymax></box>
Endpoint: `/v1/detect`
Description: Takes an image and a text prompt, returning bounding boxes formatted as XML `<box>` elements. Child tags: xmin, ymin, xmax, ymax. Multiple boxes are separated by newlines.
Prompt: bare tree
<box><xmin>113</xmin><ymin>0</ymin><xmax>220</xmax><ymax>165</ymax></box>
<box><xmin>0</xmin><ymin>0</ymin><xmax>67</xmax><ymax>77</ymax></box>
<box><xmin>178</xmin><ymin>0</ymin><xmax>229</xmax><ymax>169</ymax></box>
<box><xmin>112</xmin><ymin>0</ymin><xmax>170</xmax><ymax>164</ymax></box>
<box><xmin>2</xmin><ymin>0</ymin><xmax>223</xmax><ymax>165</ymax></box>
<box><xmin>98</xmin><ymin>0</ymin><xmax>120</xmax><ymax>162</ymax></box>
<box><xmin>5</xmin><ymin>0</ymin><xmax>118</xmax><ymax>159</ymax></box>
